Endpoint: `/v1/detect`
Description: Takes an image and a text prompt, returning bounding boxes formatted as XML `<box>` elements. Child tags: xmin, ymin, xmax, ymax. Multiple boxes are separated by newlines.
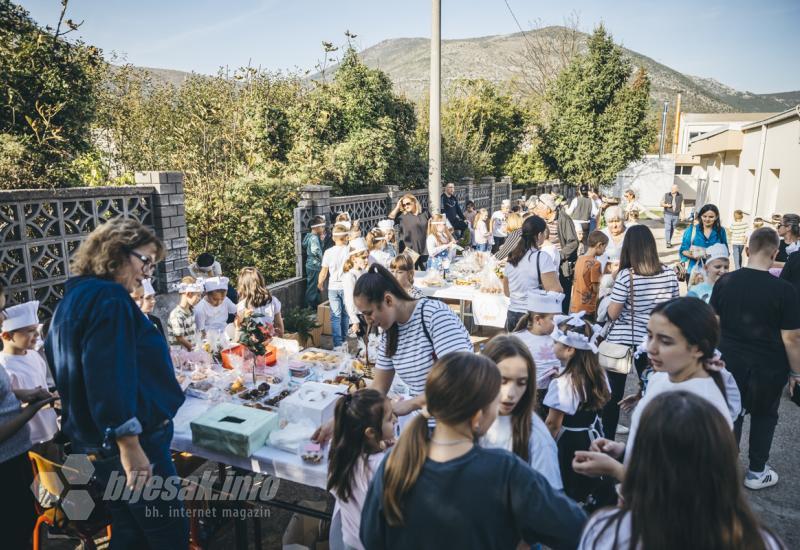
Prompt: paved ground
<box><xmin>47</xmin><ymin>217</ymin><xmax>798</xmax><ymax>548</ymax></box>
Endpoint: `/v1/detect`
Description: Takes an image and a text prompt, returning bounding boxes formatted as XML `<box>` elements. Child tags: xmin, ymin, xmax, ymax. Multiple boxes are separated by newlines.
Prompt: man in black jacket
<box><xmin>441</xmin><ymin>182</ymin><xmax>467</xmax><ymax>236</ymax></box>
<box><xmin>533</xmin><ymin>194</ymin><xmax>579</xmax><ymax>312</ymax></box>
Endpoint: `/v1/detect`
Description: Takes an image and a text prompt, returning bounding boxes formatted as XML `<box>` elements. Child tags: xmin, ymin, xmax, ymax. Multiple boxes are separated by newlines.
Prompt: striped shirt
<box><xmin>729</xmin><ymin>220</ymin><xmax>749</xmax><ymax>246</ymax></box>
<box><xmin>375</xmin><ymin>299</ymin><xmax>472</xmax><ymax>395</ymax></box>
<box><xmin>607</xmin><ymin>267</ymin><xmax>679</xmax><ymax>346</ymax></box>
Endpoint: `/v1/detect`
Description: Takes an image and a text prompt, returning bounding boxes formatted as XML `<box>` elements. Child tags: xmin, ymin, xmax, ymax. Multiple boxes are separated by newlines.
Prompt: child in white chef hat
<box><xmin>0</xmin><ymin>301</ymin><xmax>59</xmax><ymax>449</ymax></box>
<box><xmin>377</xmin><ymin>220</ymin><xmax>398</xmax><ymax>259</ymax></box>
<box><xmin>131</xmin><ymin>278</ymin><xmax>166</xmax><ymax>338</ymax></box>
<box><xmin>194</xmin><ymin>276</ymin><xmax>238</xmax><ymax>337</ymax></box>
<box><xmin>687</xmin><ymin>243</ymin><xmax>730</xmax><ymax>303</ymax></box>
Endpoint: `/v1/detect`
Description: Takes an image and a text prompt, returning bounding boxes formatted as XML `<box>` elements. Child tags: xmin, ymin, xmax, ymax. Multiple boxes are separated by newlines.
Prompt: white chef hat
<box><xmin>705</xmin><ymin>243</ymin><xmax>730</xmax><ymax>263</ymax></box>
<box><xmin>378</xmin><ymin>220</ymin><xmax>394</xmax><ymax>233</ymax></box>
<box><xmin>525</xmin><ymin>290</ymin><xmax>565</xmax><ymax>314</ymax></box>
<box><xmin>203</xmin><ymin>276</ymin><xmax>229</xmax><ymax>293</ymax></box>
<box><xmin>141</xmin><ymin>278</ymin><xmax>156</xmax><ymax>297</ymax></box>
<box><xmin>347</xmin><ymin>238</ymin><xmax>368</xmax><ymax>258</ymax></box>
<box><xmin>2</xmin><ymin>300</ymin><xmax>39</xmax><ymax>333</ymax></box>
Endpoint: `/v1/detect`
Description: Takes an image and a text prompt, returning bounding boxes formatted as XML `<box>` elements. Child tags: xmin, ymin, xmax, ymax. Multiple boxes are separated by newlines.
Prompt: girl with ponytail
<box><xmin>573</xmin><ymin>297</ymin><xmax>741</xmax><ymax>483</ymax></box>
<box><xmin>327</xmin><ymin>389</ymin><xmax>397</xmax><ymax>550</ymax></box>
<box><xmin>360</xmin><ymin>352</ymin><xmax>587</xmax><ymax>550</ymax></box>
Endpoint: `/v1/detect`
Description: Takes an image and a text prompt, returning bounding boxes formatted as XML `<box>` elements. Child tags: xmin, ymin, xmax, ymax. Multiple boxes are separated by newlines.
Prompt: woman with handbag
<box><xmin>599</xmin><ymin>225</ymin><xmax>679</xmax><ymax>440</ymax></box>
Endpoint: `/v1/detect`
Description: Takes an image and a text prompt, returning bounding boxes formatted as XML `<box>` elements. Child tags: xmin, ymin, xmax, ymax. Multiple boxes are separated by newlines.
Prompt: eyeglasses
<box><xmin>403</xmin><ymin>202</ymin><xmax>414</xmax><ymax>208</ymax></box>
<box><xmin>128</xmin><ymin>250</ymin><xmax>156</xmax><ymax>274</ymax></box>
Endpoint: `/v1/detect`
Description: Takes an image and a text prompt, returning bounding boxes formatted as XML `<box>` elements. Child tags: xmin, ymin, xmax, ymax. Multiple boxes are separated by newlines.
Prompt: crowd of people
<box><xmin>0</xmin><ymin>181</ymin><xmax>798</xmax><ymax>549</ymax></box>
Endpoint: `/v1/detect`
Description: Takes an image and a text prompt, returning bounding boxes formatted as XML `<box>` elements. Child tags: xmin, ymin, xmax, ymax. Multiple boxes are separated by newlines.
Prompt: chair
<box><xmin>28</xmin><ymin>451</ymin><xmax>112</xmax><ymax>550</ymax></box>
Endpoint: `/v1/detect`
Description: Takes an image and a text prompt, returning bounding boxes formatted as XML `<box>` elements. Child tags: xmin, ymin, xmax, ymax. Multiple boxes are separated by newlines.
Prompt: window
<box><xmin>689</xmin><ymin>132</ymin><xmax>701</xmax><ymax>141</ymax></box>
<box><xmin>674</xmin><ymin>165</ymin><xmax>693</xmax><ymax>175</ymax></box>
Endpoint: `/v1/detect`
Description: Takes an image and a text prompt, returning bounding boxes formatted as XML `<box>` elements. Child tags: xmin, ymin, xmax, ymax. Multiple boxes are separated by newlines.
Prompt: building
<box><xmin>688</xmin><ymin>106</ymin><xmax>800</xmax><ymax>224</ymax></box>
<box><xmin>674</xmin><ymin>112</ymin><xmax>775</xmax><ymax>155</ymax></box>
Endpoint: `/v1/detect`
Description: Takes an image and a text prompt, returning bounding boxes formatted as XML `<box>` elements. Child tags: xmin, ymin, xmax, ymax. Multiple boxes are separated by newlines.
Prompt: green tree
<box><xmin>538</xmin><ymin>25</ymin><xmax>656</xmax><ymax>186</ymax></box>
<box><xmin>285</xmin><ymin>47</ymin><xmax>423</xmax><ymax>193</ymax></box>
<box><xmin>415</xmin><ymin>80</ymin><xmax>525</xmax><ymax>183</ymax></box>
<box><xmin>0</xmin><ymin>0</ymin><xmax>103</xmax><ymax>188</ymax></box>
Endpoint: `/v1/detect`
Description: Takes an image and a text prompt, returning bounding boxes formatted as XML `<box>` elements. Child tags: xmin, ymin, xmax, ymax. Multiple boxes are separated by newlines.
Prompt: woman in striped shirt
<box><xmin>601</xmin><ymin>225</ymin><xmax>679</xmax><ymax>440</ymax></box>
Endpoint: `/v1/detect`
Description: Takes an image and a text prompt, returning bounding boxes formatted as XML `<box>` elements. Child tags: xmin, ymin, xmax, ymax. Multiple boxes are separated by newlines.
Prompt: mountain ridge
<box><xmin>129</xmin><ymin>27</ymin><xmax>798</xmax><ymax>114</ymax></box>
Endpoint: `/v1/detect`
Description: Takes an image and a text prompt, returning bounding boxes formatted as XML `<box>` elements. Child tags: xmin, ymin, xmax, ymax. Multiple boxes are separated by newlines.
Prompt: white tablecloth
<box><xmin>171</xmin><ymin>396</ymin><xmax>328</xmax><ymax>490</ymax></box>
<box><xmin>414</xmin><ymin>274</ymin><xmax>510</xmax><ymax>327</ymax></box>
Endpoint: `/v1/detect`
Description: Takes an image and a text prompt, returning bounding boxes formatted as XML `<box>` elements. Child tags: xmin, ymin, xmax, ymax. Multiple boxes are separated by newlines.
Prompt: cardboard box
<box><xmin>316</xmin><ymin>301</ymin><xmax>332</xmax><ymax>336</ymax></box>
<box><xmin>191</xmin><ymin>403</ymin><xmax>279</xmax><ymax>457</ymax></box>
<box><xmin>279</xmin><ymin>381</ymin><xmax>347</xmax><ymax>427</ymax></box>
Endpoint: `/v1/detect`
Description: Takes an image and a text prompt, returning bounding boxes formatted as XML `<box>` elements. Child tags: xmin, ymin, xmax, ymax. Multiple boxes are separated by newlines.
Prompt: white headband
<box><xmin>310</xmin><ymin>222</ymin><xmax>326</xmax><ymax>228</ymax></box>
<box><xmin>550</xmin><ymin>312</ymin><xmax>602</xmax><ymax>352</ymax></box>
<box><xmin>177</xmin><ymin>282</ymin><xmax>204</xmax><ymax>293</ymax></box>
<box><xmin>332</xmin><ymin>231</ymin><xmax>350</xmax><ymax>237</ymax></box>
<box><xmin>431</xmin><ymin>221</ymin><xmax>446</xmax><ymax>226</ymax></box>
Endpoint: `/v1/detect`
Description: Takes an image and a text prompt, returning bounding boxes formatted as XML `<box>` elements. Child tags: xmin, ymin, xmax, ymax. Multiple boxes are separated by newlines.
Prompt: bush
<box><xmin>185</xmin><ymin>176</ymin><xmax>302</xmax><ymax>285</ymax></box>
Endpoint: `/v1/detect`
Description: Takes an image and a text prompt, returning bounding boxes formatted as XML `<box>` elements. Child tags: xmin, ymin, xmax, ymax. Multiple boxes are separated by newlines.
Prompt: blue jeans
<box><xmin>733</xmin><ymin>244</ymin><xmax>744</xmax><ymax>270</ymax></box>
<box><xmin>328</xmin><ymin>289</ymin><xmax>349</xmax><ymax>348</ymax></box>
<box><xmin>90</xmin><ymin>421</ymin><xmax>189</xmax><ymax>550</ymax></box>
<box><xmin>664</xmin><ymin>213</ymin><xmax>679</xmax><ymax>245</ymax></box>
<box><xmin>474</xmin><ymin>242</ymin><xmax>490</xmax><ymax>252</ymax></box>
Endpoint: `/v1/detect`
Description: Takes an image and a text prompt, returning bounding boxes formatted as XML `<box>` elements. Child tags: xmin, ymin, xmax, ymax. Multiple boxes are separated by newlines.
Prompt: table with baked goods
<box><xmin>167</xmin><ymin>342</ymin><xmax>395</xmax><ymax>548</ymax></box>
<box><xmin>414</xmin><ymin>252</ymin><xmax>510</xmax><ymax>328</ymax></box>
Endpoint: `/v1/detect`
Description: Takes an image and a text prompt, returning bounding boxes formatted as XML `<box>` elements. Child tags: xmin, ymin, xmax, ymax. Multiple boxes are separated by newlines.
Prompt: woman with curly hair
<box><xmin>45</xmin><ymin>217</ymin><xmax>188</xmax><ymax>548</ymax></box>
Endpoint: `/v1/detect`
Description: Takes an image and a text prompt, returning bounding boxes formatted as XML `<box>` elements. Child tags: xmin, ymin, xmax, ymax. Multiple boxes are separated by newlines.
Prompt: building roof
<box><xmin>681</xmin><ymin>112</ymin><xmax>779</xmax><ymax>123</ymax></box>
<box><xmin>741</xmin><ymin>106</ymin><xmax>800</xmax><ymax>131</ymax></box>
<box><xmin>688</xmin><ymin>129</ymin><xmax>743</xmax><ymax>156</ymax></box>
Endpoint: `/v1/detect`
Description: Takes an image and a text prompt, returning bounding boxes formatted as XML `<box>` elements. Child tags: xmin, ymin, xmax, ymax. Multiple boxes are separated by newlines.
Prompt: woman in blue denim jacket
<box><xmin>46</xmin><ymin>218</ymin><xmax>188</xmax><ymax>549</ymax></box>
<box><xmin>680</xmin><ymin>204</ymin><xmax>728</xmax><ymax>273</ymax></box>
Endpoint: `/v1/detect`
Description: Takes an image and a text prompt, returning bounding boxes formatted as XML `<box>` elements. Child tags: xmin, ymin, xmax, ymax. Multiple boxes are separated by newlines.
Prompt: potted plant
<box><xmin>283</xmin><ymin>307</ymin><xmax>321</xmax><ymax>348</ymax></box>
<box><xmin>236</xmin><ymin>312</ymin><xmax>273</xmax><ymax>386</ymax></box>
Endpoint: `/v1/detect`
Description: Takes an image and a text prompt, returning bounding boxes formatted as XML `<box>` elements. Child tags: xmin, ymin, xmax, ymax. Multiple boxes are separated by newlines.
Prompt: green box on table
<box><xmin>190</xmin><ymin>403</ymin><xmax>280</xmax><ymax>458</ymax></box>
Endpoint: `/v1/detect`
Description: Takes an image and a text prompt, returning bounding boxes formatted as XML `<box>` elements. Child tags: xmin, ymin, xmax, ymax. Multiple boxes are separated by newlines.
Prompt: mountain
<box><xmin>130</xmin><ymin>28</ymin><xmax>799</xmax><ymax>115</ymax></box>
<box><xmin>321</xmin><ymin>28</ymin><xmax>797</xmax><ymax>114</ymax></box>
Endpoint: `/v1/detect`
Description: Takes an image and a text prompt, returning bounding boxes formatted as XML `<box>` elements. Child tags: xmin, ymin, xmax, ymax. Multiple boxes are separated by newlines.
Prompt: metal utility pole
<box><xmin>658</xmin><ymin>101</ymin><xmax>669</xmax><ymax>158</ymax></box>
<box><xmin>672</xmin><ymin>92</ymin><xmax>682</xmax><ymax>154</ymax></box>
<box><xmin>428</xmin><ymin>0</ymin><xmax>442</xmax><ymax>214</ymax></box>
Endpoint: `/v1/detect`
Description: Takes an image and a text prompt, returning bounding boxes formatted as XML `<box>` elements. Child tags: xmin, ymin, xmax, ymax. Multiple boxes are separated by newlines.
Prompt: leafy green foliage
<box><xmin>0</xmin><ymin>0</ymin><xmax>103</xmax><ymax>188</ymax></box>
<box><xmin>185</xmin><ymin>177</ymin><xmax>302</xmax><ymax>285</ymax></box>
<box><xmin>538</xmin><ymin>25</ymin><xmax>656</xmax><ymax>186</ymax></box>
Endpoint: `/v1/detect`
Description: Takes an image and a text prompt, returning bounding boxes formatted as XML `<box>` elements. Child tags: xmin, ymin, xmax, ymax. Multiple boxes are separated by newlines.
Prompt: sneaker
<box><xmin>744</xmin><ymin>466</ymin><xmax>779</xmax><ymax>490</ymax></box>
<box><xmin>616</xmin><ymin>424</ymin><xmax>630</xmax><ymax>435</ymax></box>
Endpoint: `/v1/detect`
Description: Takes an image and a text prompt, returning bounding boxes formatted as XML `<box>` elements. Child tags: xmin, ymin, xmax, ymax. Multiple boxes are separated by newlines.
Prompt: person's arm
<box><xmin>607</xmin><ymin>270</ymin><xmax>630</xmax><ymax>321</ymax></box>
<box><xmin>679</xmin><ymin>225</ymin><xmax>694</xmax><ymax>260</ymax></box>
<box><xmin>541</xmin><ymin>271</ymin><xmax>563</xmax><ymax>293</ymax></box>
<box><xmin>510</xmin><ymin>460</ymin><xmax>588</xmax><ymax>549</ymax></box>
<box><xmin>0</xmin><ymin>396</ymin><xmax>56</xmax><ymax>443</ymax></box>
<box><xmin>176</xmin><ymin>335</ymin><xmax>193</xmax><ymax>351</ymax></box>
<box><xmin>503</xmin><ymin>276</ymin><xmax>510</xmax><ymax>298</ymax></box>
<box><xmin>783</xmin><ymin>328</ymin><xmax>800</xmax><ymax>396</ymax></box>
<box><xmin>558</xmin><ymin>216</ymin><xmax>579</xmax><ymax>260</ymax></box>
<box><xmin>273</xmin><ymin>312</ymin><xmax>284</xmax><ymax>337</ymax></box>
<box><xmin>545</xmin><ymin>409</ymin><xmax>564</xmax><ymax>439</ymax></box>
<box><xmin>317</xmin><ymin>266</ymin><xmax>329</xmax><ymax>291</ymax></box>
<box><xmin>388</xmin><ymin>200</ymin><xmax>402</xmax><ymax>220</ymax></box>
<box><xmin>343</xmin><ymin>274</ymin><xmax>360</xmax><ymax>331</ymax></box>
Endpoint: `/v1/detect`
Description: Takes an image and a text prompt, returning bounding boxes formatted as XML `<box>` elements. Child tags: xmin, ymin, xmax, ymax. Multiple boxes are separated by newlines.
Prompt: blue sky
<box><xmin>18</xmin><ymin>0</ymin><xmax>800</xmax><ymax>94</ymax></box>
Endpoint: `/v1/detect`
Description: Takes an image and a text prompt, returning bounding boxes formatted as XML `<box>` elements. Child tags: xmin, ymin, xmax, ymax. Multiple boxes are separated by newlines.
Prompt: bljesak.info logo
<box><xmin>32</xmin><ymin>454</ymin><xmax>280</xmax><ymax>521</ymax></box>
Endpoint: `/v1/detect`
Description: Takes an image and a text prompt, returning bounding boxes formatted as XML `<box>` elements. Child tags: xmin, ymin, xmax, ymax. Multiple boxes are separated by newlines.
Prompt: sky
<box><xmin>17</xmin><ymin>0</ymin><xmax>800</xmax><ymax>94</ymax></box>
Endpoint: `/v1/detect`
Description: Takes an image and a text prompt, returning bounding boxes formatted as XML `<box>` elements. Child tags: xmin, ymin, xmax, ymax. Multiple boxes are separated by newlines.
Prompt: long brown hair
<box><xmin>554</xmin><ymin>319</ymin><xmax>609</xmax><ymax>411</ymax></box>
<box><xmin>382</xmin><ymin>352</ymin><xmax>500</xmax><ymax>526</ymax></box>
<box><xmin>237</xmin><ymin>267</ymin><xmax>272</xmax><ymax>308</ymax></box>
<box><xmin>353</xmin><ymin>264</ymin><xmax>414</xmax><ymax>357</ymax></box>
<box><xmin>427</xmin><ymin>213</ymin><xmax>452</xmax><ymax>245</ymax></box>
<box><xmin>481</xmin><ymin>335</ymin><xmax>536</xmax><ymax>462</ymax></box>
<box><xmin>592</xmin><ymin>391</ymin><xmax>778</xmax><ymax>550</ymax></box>
<box><xmin>508</xmin><ymin>215</ymin><xmax>547</xmax><ymax>267</ymax></box>
<box><xmin>618</xmin><ymin>225</ymin><xmax>662</xmax><ymax>276</ymax></box>
<box><xmin>327</xmin><ymin>389</ymin><xmax>387</xmax><ymax>502</ymax></box>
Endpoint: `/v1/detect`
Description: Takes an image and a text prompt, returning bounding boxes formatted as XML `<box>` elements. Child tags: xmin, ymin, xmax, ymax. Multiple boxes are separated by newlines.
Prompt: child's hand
<box><xmin>572</xmin><ymin>451</ymin><xmax>624</xmax><ymax>481</ymax></box>
<box><xmin>589</xmin><ymin>438</ymin><xmax>625</xmax><ymax>459</ymax></box>
<box><xmin>619</xmin><ymin>393</ymin><xmax>641</xmax><ymax>413</ymax></box>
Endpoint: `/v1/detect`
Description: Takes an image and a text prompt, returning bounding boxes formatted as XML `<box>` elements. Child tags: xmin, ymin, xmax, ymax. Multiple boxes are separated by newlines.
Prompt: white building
<box><xmin>688</xmin><ymin>106</ymin><xmax>800</xmax><ymax>224</ymax></box>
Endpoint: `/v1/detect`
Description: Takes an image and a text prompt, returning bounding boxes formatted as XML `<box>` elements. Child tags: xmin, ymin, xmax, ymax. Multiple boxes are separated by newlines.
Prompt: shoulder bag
<box><xmin>597</xmin><ymin>270</ymin><xmax>635</xmax><ymax>374</ymax></box>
